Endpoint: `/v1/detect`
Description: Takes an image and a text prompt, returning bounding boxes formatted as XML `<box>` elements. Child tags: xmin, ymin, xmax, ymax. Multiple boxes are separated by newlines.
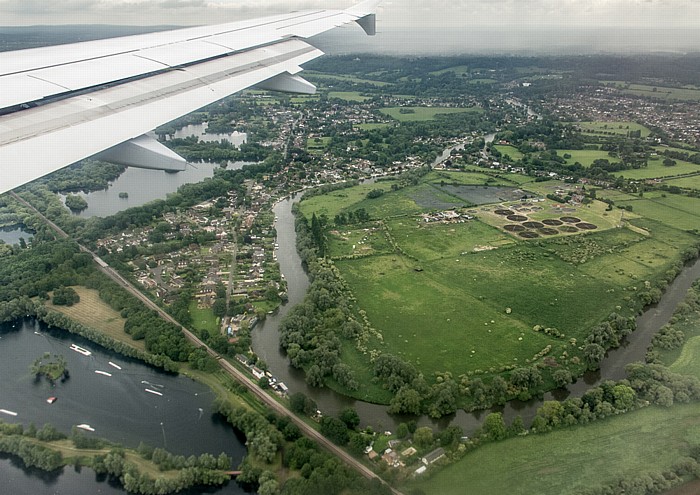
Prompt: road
<box><xmin>10</xmin><ymin>191</ymin><xmax>403</xmax><ymax>495</ymax></box>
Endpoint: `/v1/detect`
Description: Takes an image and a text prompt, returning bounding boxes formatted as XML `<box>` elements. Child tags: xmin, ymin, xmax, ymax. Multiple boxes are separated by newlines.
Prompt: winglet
<box><xmin>347</xmin><ymin>0</ymin><xmax>381</xmax><ymax>36</ymax></box>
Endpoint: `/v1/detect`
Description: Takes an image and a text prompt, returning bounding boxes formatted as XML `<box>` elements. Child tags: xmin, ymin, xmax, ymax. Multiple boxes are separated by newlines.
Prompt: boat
<box><xmin>46</xmin><ymin>397</ymin><xmax>57</xmax><ymax>404</ymax></box>
<box><xmin>76</xmin><ymin>424</ymin><xmax>94</xmax><ymax>432</ymax></box>
<box><xmin>145</xmin><ymin>388</ymin><xmax>163</xmax><ymax>396</ymax></box>
<box><xmin>70</xmin><ymin>344</ymin><xmax>92</xmax><ymax>356</ymax></box>
<box><xmin>108</xmin><ymin>361</ymin><xmax>122</xmax><ymax>370</ymax></box>
<box><xmin>95</xmin><ymin>370</ymin><xmax>112</xmax><ymax>377</ymax></box>
<box><xmin>0</xmin><ymin>409</ymin><xmax>17</xmax><ymax>416</ymax></box>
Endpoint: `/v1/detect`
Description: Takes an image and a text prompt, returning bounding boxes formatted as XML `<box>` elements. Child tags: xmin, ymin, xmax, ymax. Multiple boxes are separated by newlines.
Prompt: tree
<box><xmin>320</xmin><ymin>417</ymin><xmax>350</xmax><ymax>445</ymax></box>
<box><xmin>413</xmin><ymin>426</ymin><xmax>434</xmax><ymax>449</ymax></box>
<box><xmin>583</xmin><ymin>343</ymin><xmax>606</xmax><ymax>370</ymax></box>
<box><xmin>482</xmin><ymin>412</ymin><xmax>507</xmax><ymax>441</ymax></box>
<box><xmin>553</xmin><ymin>368</ymin><xmax>573</xmax><ymax>388</ymax></box>
<box><xmin>388</xmin><ymin>386</ymin><xmax>422</xmax><ymax>415</ymax></box>
<box><xmin>339</xmin><ymin>407</ymin><xmax>360</xmax><ymax>430</ymax></box>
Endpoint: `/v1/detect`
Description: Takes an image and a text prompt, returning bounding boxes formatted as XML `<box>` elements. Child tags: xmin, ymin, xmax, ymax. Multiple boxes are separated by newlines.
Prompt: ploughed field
<box><xmin>299</xmin><ymin>172</ymin><xmax>699</xmax><ymax>400</ymax></box>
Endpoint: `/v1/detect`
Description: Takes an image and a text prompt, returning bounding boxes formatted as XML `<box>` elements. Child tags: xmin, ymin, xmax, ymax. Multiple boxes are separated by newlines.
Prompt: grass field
<box><xmin>306</xmin><ymin>136</ymin><xmax>332</xmax><ymax>154</ymax></box>
<box><xmin>494</xmin><ymin>145</ymin><xmax>524</xmax><ymax>161</ymax></box>
<box><xmin>604</xmin><ymin>81</ymin><xmax>700</xmax><ymax>101</ymax></box>
<box><xmin>405</xmin><ymin>403</ymin><xmax>700</xmax><ymax>495</ymax></box>
<box><xmin>328</xmin><ymin>91</ymin><xmax>373</xmax><ymax>102</ymax></box>
<box><xmin>380</xmin><ymin>107</ymin><xmax>481</xmax><ymax>122</ymax></box>
<box><xmin>614</xmin><ymin>158</ymin><xmax>700</xmax><ymax>180</ymax></box>
<box><xmin>612</xmin><ymin>191</ymin><xmax>700</xmax><ymax>231</ymax></box>
<box><xmin>559</xmin><ymin>149</ymin><xmax>609</xmax><ymax>167</ymax></box>
<box><xmin>188</xmin><ymin>301</ymin><xmax>219</xmax><ymax>337</ymax></box>
<box><xmin>299</xmin><ymin>175</ymin><xmax>698</xmax><ymax>396</ymax></box>
<box><xmin>45</xmin><ymin>287</ymin><xmax>143</xmax><ymax>351</ymax></box>
<box><xmin>664</xmin><ymin>174</ymin><xmax>700</xmax><ymax>190</ymax></box>
<box><xmin>574</xmin><ymin>121</ymin><xmax>652</xmax><ymax>137</ymax></box>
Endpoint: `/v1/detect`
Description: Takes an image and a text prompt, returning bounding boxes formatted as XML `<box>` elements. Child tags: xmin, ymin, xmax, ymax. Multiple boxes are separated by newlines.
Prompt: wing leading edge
<box><xmin>0</xmin><ymin>0</ymin><xmax>381</xmax><ymax>194</ymax></box>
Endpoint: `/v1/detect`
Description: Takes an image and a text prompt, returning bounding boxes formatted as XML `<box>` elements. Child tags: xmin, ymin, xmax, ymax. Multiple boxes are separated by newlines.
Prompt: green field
<box><xmin>494</xmin><ymin>145</ymin><xmax>524</xmax><ymax>161</ymax></box>
<box><xmin>188</xmin><ymin>301</ymin><xmax>219</xmax><ymax>337</ymax></box>
<box><xmin>380</xmin><ymin>106</ymin><xmax>481</xmax><ymax>122</ymax></box>
<box><xmin>306</xmin><ymin>136</ymin><xmax>332</xmax><ymax>154</ymax></box>
<box><xmin>299</xmin><ymin>176</ymin><xmax>698</xmax><ymax>389</ymax></box>
<box><xmin>328</xmin><ymin>91</ymin><xmax>373</xmax><ymax>102</ymax></box>
<box><xmin>611</xmin><ymin>191</ymin><xmax>700</xmax><ymax>231</ymax></box>
<box><xmin>574</xmin><ymin>121</ymin><xmax>651</xmax><ymax>137</ymax></box>
<box><xmin>614</xmin><ymin>158</ymin><xmax>700</xmax><ymax>180</ymax></box>
<box><xmin>559</xmin><ymin>149</ymin><xmax>610</xmax><ymax>167</ymax></box>
<box><xmin>405</xmin><ymin>403</ymin><xmax>700</xmax><ymax>495</ymax></box>
<box><xmin>605</xmin><ymin>81</ymin><xmax>700</xmax><ymax>101</ymax></box>
<box><xmin>429</xmin><ymin>65</ymin><xmax>470</xmax><ymax>76</ymax></box>
<box><xmin>664</xmin><ymin>175</ymin><xmax>700</xmax><ymax>190</ymax></box>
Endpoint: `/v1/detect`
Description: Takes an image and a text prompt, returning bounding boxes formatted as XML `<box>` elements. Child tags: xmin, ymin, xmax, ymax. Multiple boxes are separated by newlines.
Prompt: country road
<box><xmin>10</xmin><ymin>191</ymin><xmax>404</xmax><ymax>495</ymax></box>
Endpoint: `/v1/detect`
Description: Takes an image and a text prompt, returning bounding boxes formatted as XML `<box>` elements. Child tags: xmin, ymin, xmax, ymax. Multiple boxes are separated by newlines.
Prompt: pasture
<box><xmin>299</xmin><ymin>173</ymin><xmax>698</xmax><ymax>387</ymax></box>
<box><xmin>664</xmin><ymin>174</ymin><xmax>700</xmax><ymax>190</ymax></box>
<box><xmin>494</xmin><ymin>145</ymin><xmax>524</xmax><ymax>161</ymax></box>
<box><xmin>405</xmin><ymin>403</ymin><xmax>700</xmax><ymax>495</ymax></box>
<box><xmin>380</xmin><ymin>106</ymin><xmax>481</xmax><ymax>122</ymax></box>
<box><xmin>614</xmin><ymin>158</ymin><xmax>700</xmax><ymax>180</ymax></box>
<box><xmin>328</xmin><ymin>91</ymin><xmax>373</xmax><ymax>102</ymax></box>
<box><xmin>612</xmin><ymin>192</ymin><xmax>700</xmax><ymax>231</ymax></box>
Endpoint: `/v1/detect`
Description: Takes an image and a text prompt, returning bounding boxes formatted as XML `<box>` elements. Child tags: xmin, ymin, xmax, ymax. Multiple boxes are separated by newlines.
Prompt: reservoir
<box><xmin>0</xmin><ymin>319</ymin><xmax>247</xmax><ymax>495</ymax></box>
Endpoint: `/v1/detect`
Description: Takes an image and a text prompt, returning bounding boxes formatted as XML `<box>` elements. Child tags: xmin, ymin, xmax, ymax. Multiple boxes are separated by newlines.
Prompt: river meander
<box><xmin>0</xmin><ymin>319</ymin><xmax>246</xmax><ymax>495</ymax></box>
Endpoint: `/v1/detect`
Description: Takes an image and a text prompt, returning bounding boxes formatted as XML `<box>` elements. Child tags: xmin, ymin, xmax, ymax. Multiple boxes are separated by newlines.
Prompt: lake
<box><xmin>0</xmin><ymin>319</ymin><xmax>247</xmax><ymax>494</ymax></box>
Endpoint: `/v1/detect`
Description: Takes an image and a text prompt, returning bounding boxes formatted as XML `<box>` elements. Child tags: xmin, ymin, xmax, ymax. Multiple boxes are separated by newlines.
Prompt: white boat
<box><xmin>0</xmin><ymin>409</ymin><xmax>17</xmax><ymax>417</ymax></box>
<box><xmin>76</xmin><ymin>424</ymin><xmax>95</xmax><ymax>432</ymax></box>
<box><xmin>95</xmin><ymin>370</ymin><xmax>112</xmax><ymax>377</ymax></box>
<box><xmin>70</xmin><ymin>344</ymin><xmax>91</xmax><ymax>356</ymax></box>
<box><xmin>108</xmin><ymin>362</ymin><xmax>122</xmax><ymax>370</ymax></box>
<box><xmin>145</xmin><ymin>388</ymin><xmax>163</xmax><ymax>396</ymax></box>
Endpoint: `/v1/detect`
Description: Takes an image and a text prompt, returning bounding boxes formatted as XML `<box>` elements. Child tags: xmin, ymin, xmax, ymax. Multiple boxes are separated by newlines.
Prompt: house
<box><xmin>414</xmin><ymin>466</ymin><xmax>427</xmax><ymax>476</ymax></box>
<box><xmin>421</xmin><ymin>447</ymin><xmax>446</xmax><ymax>465</ymax></box>
<box><xmin>250</xmin><ymin>366</ymin><xmax>265</xmax><ymax>380</ymax></box>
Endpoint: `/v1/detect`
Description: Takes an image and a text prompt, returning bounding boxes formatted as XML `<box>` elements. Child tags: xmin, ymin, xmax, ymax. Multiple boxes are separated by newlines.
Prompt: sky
<box><xmin>1</xmin><ymin>0</ymin><xmax>700</xmax><ymax>28</ymax></box>
<box><xmin>1</xmin><ymin>0</ymin><xmax>699</xmax><ymax>55</ymax></box>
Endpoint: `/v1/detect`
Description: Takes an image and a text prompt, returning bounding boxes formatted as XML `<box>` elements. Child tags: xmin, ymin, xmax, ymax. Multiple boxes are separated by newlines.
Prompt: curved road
<box><xmin>10</xmin><ymin>191</ymin><xmax>403</xmax><ymax>495</ymax></box>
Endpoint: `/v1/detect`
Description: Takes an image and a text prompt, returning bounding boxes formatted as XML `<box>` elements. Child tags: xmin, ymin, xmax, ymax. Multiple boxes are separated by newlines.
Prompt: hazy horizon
<box><xmin>2</xmin><ymin>24</ymin><xmax>699</xmax><ymax>56</ymax></box>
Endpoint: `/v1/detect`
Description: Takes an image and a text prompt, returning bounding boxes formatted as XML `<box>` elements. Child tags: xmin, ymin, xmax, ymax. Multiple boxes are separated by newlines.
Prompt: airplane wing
<box><xmin>0</xmin><ymin>0</ymin><xmax>381</xmax><ymax>195</ymax></box>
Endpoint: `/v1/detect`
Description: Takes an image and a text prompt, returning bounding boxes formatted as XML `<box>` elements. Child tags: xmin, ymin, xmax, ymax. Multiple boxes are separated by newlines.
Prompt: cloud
<box><xmin>0</xmin><ymin>0</ymin><xmax>697</xmax><ymax>27</ymax></box>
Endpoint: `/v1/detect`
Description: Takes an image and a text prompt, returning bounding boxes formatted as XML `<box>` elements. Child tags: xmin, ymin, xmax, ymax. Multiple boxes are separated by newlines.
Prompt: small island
<box><xmin>64</xmin><ymin>194</ymin><xmax>88</xmax><ymax>211</ymax></box>
<box><xmin>118</xmin><ymin>192</ymin><xmax>129</xmax><ymax>199</ymax></box>
<box><xmin>31</xmin><ymin>353</ymin><xmax>69</xmax><ymax>383</ymax></box>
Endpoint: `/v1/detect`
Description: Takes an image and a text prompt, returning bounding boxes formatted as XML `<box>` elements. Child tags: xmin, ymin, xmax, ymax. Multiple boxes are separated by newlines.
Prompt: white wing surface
<box><xmin>0</xmin><ymin>0</ymin><xmax>380</xmax><ymax>194</ymax></box>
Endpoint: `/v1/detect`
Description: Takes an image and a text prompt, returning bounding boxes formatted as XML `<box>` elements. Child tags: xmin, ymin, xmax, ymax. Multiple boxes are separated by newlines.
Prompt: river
<box><xmin>0</xmin><ymin>319</ymin><xmax>246</xmax><ymax>495</ymax></box>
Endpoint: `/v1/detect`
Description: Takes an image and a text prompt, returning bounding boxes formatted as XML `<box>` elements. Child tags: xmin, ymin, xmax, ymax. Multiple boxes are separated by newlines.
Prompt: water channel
<box><xmin>0</xmin><ymin>319</ymin><xmax>246</xmax><ymax>495</ymax></box>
